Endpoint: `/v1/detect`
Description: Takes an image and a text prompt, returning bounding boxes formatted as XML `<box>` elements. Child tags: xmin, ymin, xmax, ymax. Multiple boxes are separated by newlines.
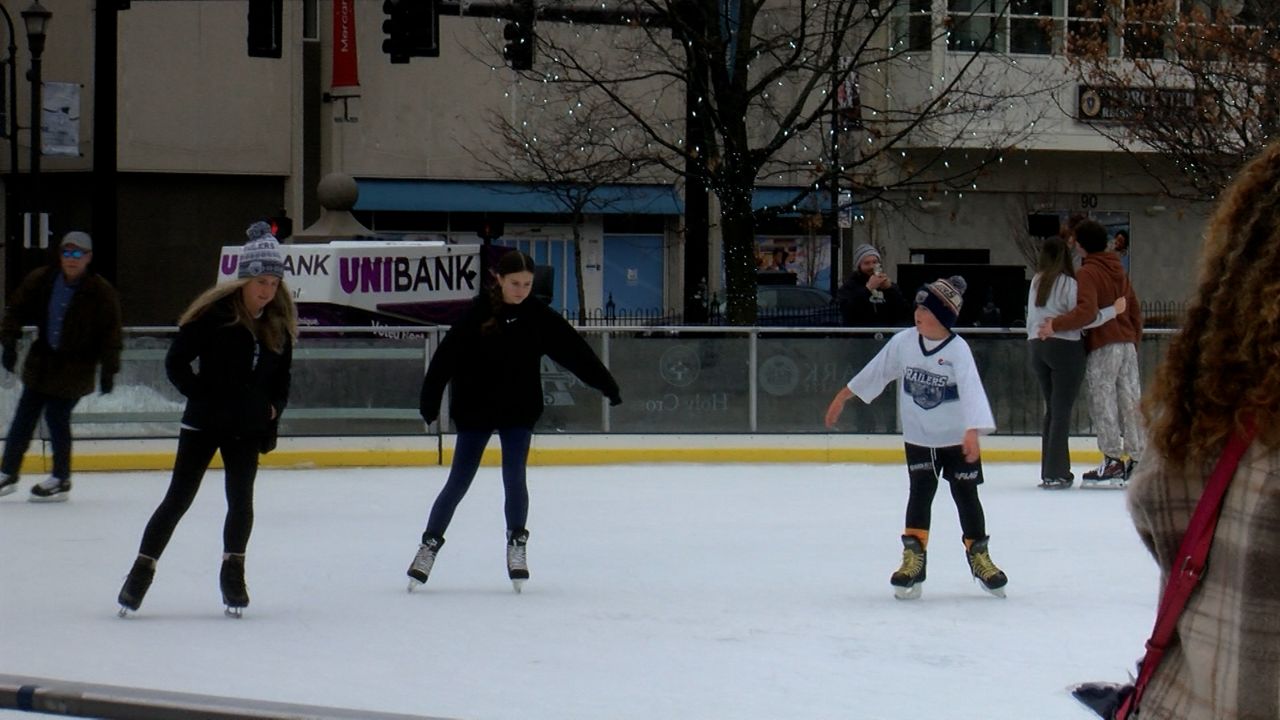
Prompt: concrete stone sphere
<box><xmin>317</xmin><ymin>173</ymin><xmax>359</xmax><ymax>210</ymax></box>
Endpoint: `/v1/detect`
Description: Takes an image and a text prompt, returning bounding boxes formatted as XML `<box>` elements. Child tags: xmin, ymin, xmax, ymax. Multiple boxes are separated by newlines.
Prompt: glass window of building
<box><xmin>893</xmin><ymin>0</ymin><xmax>934</xmax><ymax>52</ymax></box>
<box><xmin>947</xmin><ymin>0</ymin><xmax>1004</xmax><ymax>52</ymax></box>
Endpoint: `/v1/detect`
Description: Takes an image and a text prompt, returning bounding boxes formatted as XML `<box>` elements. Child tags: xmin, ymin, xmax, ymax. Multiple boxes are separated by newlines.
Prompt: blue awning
<box><xmin>355</xmin><ymin>179</ymin><xmax>682</xmax><ymax>215</ymax></box>
<box><xmin>354</xmin><ymin>179</ymin><xmax>852</xmax><ymax>217</ymax></box>
<box><xmin>752</xmin><ymin>187</ymin><xmax>832</xmax><ymax>214</ymax></box>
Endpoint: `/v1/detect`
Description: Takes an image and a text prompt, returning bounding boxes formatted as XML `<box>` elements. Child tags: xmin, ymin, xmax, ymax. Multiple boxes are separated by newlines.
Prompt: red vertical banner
<box><xmin>332</xmin><ymin>0</ymin><xmax>360</xmax><ymax>88</ymax></box>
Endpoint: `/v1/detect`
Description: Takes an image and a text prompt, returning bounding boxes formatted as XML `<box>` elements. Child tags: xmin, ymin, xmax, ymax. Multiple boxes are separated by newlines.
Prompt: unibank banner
<box><xmin>218</xmin><ymin>241</ymin><xmax>481</xmax><ymax>325</ymax></box>
<box><xmin>332</xmin><ymin>0</ymin><xmax>359</xmax><ymax>88</ymax></box>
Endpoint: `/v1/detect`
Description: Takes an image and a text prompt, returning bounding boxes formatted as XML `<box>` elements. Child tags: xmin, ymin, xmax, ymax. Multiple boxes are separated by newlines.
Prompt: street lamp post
<box><xmin>0</xmin><ymin>3</ymin><xmax>20</xmax><ymax>296</ymax></box>
<box><xmin>0</xmin><ymin>5</ymin><xmax>18</xmax><ymax>178</ymax></box>
<box><xmin>21</xmin><ymin>0</ymin><xmax>50</xmax><ymax>249</ymax></box>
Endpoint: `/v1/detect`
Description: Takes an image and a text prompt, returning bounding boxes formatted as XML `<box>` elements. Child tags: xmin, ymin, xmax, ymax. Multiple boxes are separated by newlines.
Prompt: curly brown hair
<box><xmin>1143</xmin><ymin>140</ymin><xmax>1280</xmax><ymax>470</ymax></box>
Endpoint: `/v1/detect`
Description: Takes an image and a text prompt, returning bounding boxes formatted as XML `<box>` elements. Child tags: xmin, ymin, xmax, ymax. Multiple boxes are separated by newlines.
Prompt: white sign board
<box><xmin>218</xmin><ymin>240</ymin><xmax>482</xmax><ymax>327</ymax></box>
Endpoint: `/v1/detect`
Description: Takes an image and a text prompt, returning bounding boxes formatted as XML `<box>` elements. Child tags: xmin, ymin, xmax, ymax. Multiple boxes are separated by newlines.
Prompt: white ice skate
<box><xmin>407</xmin><ymin>537</ymin><xmax>443</xmax><ymax>593</ymax></box>
<box><xmin>893</xmin><ymin>584</ymin><xmax>923</xmax><ymax>601</ymax></box>
<box><xmin>507</xmin><ymin>529</ymin><xmax>529</xmax><ymax>593</ymax></box>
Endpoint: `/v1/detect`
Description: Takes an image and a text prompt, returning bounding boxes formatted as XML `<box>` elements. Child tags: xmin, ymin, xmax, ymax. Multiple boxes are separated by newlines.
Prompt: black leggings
<box><xmin>903</xmin><ymin>442</ymin><xmax>987</xmax><ymax>540</ymax></box>
<box><xmin>424</xmin><ymin>427</ymin><xmax>532</xmax><ymax>540</ymax></box>
<box><xmin>137</xmin><ymin>429</ymin><xmax>260</xmax><ymax>559</ymax></box>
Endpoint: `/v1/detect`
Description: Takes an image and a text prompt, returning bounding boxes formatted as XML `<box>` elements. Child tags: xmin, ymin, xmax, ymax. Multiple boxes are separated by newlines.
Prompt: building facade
<box><xmin>0</xmin><ymin>0</ymin><xmax>1217</xmax><ymax>324</ymax></box>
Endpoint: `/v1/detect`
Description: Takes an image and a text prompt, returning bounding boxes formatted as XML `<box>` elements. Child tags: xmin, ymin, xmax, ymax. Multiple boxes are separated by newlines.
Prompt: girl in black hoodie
<box><xmin>117</xmin><ymin>222</ymin><xmax>296</xmax><ymax>617</ymax></box>
<box><xmin>410</xmin><ymin>251</ymin><xmax>621</xmax><ymax>592</ymax></box>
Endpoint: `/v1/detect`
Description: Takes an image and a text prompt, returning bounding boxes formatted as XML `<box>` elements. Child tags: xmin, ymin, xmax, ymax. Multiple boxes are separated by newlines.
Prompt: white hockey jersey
<box><xmin>846</xmin><ymin>328</ymin><xmax>996</xmax><ymax>448</ymax></box>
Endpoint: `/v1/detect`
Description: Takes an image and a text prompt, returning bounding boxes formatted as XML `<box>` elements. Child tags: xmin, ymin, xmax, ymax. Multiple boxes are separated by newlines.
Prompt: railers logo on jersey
<box><xmin>903</xmin><ymin>367</ymin><xmax>959</xmax><ymax>410</ymax></box>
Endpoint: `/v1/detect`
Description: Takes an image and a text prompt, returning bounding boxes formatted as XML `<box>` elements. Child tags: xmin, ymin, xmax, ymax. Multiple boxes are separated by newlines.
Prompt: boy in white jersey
<box><xmin>825</xmin><ymin>275</ymin><xmax>1008</xmax><ymax>599</ymax></box>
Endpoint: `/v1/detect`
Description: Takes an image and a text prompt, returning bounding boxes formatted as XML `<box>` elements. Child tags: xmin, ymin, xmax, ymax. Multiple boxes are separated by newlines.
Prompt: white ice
<box><xmin>0</xmin><ymin>462</ymin><xmax>1154</xmax><ymax>720</ymax></box>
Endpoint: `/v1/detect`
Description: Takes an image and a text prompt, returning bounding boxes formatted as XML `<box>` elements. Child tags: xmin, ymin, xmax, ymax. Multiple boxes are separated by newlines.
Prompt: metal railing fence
<box><xmin>0</xmin><ymin>325</ymin><xmax>1175</xmax><ymax>440</ymax></box>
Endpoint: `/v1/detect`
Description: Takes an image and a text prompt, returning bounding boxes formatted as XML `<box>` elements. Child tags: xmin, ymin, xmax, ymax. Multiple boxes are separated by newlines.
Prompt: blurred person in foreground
<box><xmin>1124</xmin><ymin>141</ymin><xmax>1280</xmax><ymax>720</ymax></box>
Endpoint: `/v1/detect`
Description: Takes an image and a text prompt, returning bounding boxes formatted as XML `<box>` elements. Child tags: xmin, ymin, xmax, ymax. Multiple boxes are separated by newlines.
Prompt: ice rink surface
<box><xmin>0</xmin><ymin>462</ymin><xmax>1155</xmax><ymax>720</ymax></box>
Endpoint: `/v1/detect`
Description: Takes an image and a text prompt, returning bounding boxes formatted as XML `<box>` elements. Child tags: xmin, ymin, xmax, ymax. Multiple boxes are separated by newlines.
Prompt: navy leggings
<box><xmin>1</xmin><ymin>387</ymin><xmax>79</xmax><ymax>481</ymax></box>
<box><xmin>136</xmin><ymin>429</ymin><xmax>261</xmax><ymax>559</ymax></box>
<box><xmin>424</xmin><ymin>427</ymin><xmax>533</xmax><ymax>541</ymax></box>
<box><xmin>903</xmin><ymin>442</ymin><xmax>987</xmax><ymax>540</ymax></box>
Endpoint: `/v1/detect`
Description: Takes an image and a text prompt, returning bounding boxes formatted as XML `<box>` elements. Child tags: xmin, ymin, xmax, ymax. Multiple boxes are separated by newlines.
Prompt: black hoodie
<box><xmin>419</xmin><ymin>295</ymin><xmax>621</xmax><ymax>431</ymax></box>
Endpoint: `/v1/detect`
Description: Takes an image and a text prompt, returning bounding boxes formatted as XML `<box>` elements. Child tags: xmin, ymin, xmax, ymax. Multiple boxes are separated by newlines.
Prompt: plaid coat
<box><xmin>1126</xmin><ymin>442</ymin><xmax>1280</xmax><ymax>720</ymax></box>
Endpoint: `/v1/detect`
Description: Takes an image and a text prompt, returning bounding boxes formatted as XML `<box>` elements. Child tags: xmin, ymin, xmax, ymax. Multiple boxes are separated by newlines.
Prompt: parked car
<box><xmin>619</xmin><ymin>279</ymin><xmax>842</xmax><ymax>328</ymax></box>
<box><xmin>755</xmin><ymin>285</ymin><xmax>841</xmax><ymax>326</ymax></box>
<box><xmin>710</xmin><ymin>283</ymin><xmax>841</xmax><ymax>327</ymax></box>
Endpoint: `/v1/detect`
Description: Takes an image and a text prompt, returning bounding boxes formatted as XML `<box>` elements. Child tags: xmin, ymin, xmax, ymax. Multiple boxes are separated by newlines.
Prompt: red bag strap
<box><xmin>1117</xmin><ymin>425</ymin><xmax>1256</xmax><ymax>720</ymax></box>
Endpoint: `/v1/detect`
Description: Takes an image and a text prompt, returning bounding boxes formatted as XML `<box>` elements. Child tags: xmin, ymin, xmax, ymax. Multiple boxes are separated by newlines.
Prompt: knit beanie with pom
<box><xmin>238</xmin><ymin>221</ymin><xmax>285</xmax><ymax>280</ymax></box>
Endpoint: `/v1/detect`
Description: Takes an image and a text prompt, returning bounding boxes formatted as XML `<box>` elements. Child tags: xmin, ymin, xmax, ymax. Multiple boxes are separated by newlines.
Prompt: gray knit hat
<box><xmin>852</xmin><ymin>243</ymin><xmax>881</xmax><ymax>269</ymax></box>
<box><xmin>238</xmin><ymin>221</ymin><xmax>285</xmax><ymax>279</ymax></box>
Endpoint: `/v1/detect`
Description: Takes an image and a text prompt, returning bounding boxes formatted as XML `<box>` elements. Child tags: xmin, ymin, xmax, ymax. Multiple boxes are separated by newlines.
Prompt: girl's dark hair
<box><xmin>481</xmin><ymin>250</ymin><xmax>537</xmax><ymax>335</ymax></box>
<box><xmin>1033</xmin><ymin>236</ymin><xmax>1075</xmax><ymax>307</ymax></box>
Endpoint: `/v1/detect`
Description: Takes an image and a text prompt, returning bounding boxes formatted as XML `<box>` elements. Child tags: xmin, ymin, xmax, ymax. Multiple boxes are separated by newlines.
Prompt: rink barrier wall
<box><xmin>0</xmin><ymin>673</ymin><xmax>451</xmax><ymax>720</ymax></box>
<box><xmin>16</xmin><ymin>434</ymin><xmax>1106</xmax><ymax>473</ymax></box>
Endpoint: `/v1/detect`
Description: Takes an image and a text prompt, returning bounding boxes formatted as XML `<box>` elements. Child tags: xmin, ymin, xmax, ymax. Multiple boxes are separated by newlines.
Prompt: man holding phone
<box><xmin>837</xmin><ymin>243</ymin><xmax>907</xmax><ymax>327</ymax></box>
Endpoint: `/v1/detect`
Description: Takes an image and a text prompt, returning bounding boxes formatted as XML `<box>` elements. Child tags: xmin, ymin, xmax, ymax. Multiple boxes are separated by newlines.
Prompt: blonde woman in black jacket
<box><xmin>118</xmin><ymin>222</ymin><xmax>296</xmax><ymax>617</ymax></box>
<box><xmin>410</xmin><ymin>251</ymin><xmax>621</xmax><ymax>592</ymax></box>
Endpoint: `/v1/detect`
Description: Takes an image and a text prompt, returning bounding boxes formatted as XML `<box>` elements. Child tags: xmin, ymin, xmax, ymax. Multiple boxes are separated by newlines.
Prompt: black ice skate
<box><xmin>117</xmin><ymin>555</ymin><xmax>156</xmax><ymax>617</ymax></box>
<box><xmin>890</xmin><ymin>535</ymin><xmax>927</xmax><ymax>600</ymax></box>
<box><xmin>407</xmin><ymin>535</ymin><xmax>444</xmax><ymax>592</ymax></box>
<box><xmin>507</xmin><ymin>529</ymin><xmax>529</xmax><ymax>593</ymax></box>
<box><xmin>28</xmin><ymin>476</ymin><xmax>71</xmax><ymax>502</ymax></box>
<box><xmin>220</xmin><ymin>554</ymin><xmax>250</xmax><ymax>618</ymax></box>
<box><xmin>965</xmin><ymin>537</ymin><xmax>1008</xmax><ymax>598</ymax></box>
<box><xmin>1038</xmin><ymin>477</ymin><xmax>1073</xmax><ymax>490</ymax></box>
<box><xmin>1081</xmin><ymin>456</ymin><xmax>1127</xmax><ymax>489</ymax></box>
<box><xmin>0</xmin><ymin>473</ymin><xmax>17</xmax><ymax>497</ymax></box>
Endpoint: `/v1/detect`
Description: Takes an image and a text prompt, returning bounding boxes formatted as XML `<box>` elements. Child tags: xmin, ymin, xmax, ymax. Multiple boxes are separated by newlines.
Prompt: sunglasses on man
<box><xmin>61</xmin><ymin>248</ymin><xmax>89</xmax><ymax>259</ymax></box>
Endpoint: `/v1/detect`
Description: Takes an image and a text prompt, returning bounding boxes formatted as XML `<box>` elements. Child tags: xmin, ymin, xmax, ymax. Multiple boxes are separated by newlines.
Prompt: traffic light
<box><xmin>502</xmin><ymin>0</ymin><xmax>535</xmax><ymax>71</ymax></box>
<box><xmin>477</xmin><ymin>219</ymin><xmax>504</xmax><ymax>242</ymax></box>
<box><xmin>247</xmin><ymin>0</ymin><xmax>282</xmax><ymax>59</ymax></box>
<box><xmin>270</xmin><ymin>213</ymin><xmax>293</xmax><ymax>242</ymax></box>
<box><xmin>382</xmin><ymin>0</ymin><xmax>440</xmax><ymax>64</ymax></box>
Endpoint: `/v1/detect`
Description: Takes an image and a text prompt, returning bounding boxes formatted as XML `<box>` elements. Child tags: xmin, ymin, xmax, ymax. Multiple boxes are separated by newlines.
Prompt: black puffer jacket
<box><xmin>419</xmin><ymin>295</ymin><xmax>620</xmax><ymax>431</ymax></box>
<box><xmin>1</xmin><ymin>266</ymin><xmax>122</xmax><ymax>399</ymax></box>
<box><xmin>166</xmin><ymin>296</ymin><xmax>292</xmax><ymax>442</ymax></box>
<box><xmin>836</xmin><ymin>270</ymin><xmax>908</xmax><ymax>328</ymax></box>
